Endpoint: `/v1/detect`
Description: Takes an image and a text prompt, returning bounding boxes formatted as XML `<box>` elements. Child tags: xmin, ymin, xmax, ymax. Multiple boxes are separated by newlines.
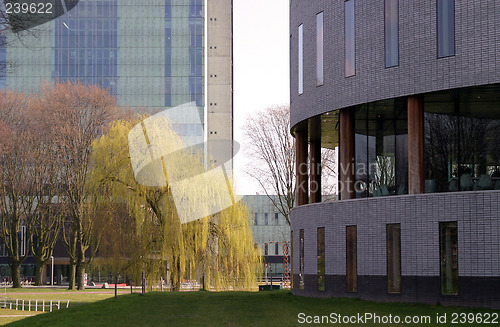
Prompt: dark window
<box><xmin>387</xmin><ymin>224</ymin><xmax>401</xmax><ymax>293</ymax></box>
<box><xmin>291</xmin><ymin>231</ymin><xmax>294</xmax><ymax>287</ymax></box>
<box><xmin>344</xmin><ymin>0</ymin><xmax>355</xmax><ymax>77</ymax></box>
<box><xmin>437</xmin><ymin>0</ymin><xmax>455</xmax><ymax>57</ymax></box>
<box><xmin>317</xmin><ymin>227</ymin><xmax>325</xmax><ymax>291</ymax></box>
<box><xmin>385</xmin><ymin>0</ymin><xmax>399</xmax><ymax>67</ymax></box>
<box><xmin>275</xmin><ymin>213</ymin><xmax>279</xmax><ymax>225</ymax></box>
<box><xmin>346</xmin><ymin>225</ymin><xmax>357</xmax><ymax>292</ymax></box>
<box><xmin>264</xmin><ymin>213</ymin><xmax>268</xmax><ymax>225</ymax></box>
<box><xmin>440</xmin><ymin>221</ymin><xmax>458</xmax><ymax>295</ymax></box>
<box><xmin>298</xmin><ymin>24</ymin><xmax>303</xmax><ymax>94</ymax></box>
<box><xmin>424</xmin><ymin>86</ymin><xmax>500</xmax><ymax>194</ymax></box>
<box><xmin>316</xmin><ymin>12</ymin><xmax>324</xmax><ymax>86</ymax></box>
<box><xmin>264</xmin><ymin>244</ymin><xmax>268</xmax><ymax>256</ymax></box>
<box><xmin>275</xmin><ymin>243</ymin><xmax>279</xmax><ymax>255</ymax></box>
<box><xmin>254</xmin><ymin>213</ymin><xmax>258</xmax><ymax>225</ymax></box>
<box><xmin>354</xmin><ymin>98</ymin><xmax>408</xmax><ymax>198</ymax></box>
<box><xmin>299</xmin><ymin>229</ymin><xmax>304</xmax><ymax>289</ymax></box>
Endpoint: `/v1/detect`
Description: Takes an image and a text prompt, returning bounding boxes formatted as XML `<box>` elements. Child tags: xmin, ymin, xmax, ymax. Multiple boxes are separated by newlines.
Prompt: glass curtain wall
<box><xmin>354</xmin><ymin>98</ymin><xmax>408</xmax><ymax>197</ymax></box>
<box><xmin>424</xmin><ymin>85</ymin><xmax>500</xmax><ymax>193</ymax></box>
<box><xmin>53</xmin><ymin>0</ymin><xmax>119</xmax><ymax>96</ymax></box>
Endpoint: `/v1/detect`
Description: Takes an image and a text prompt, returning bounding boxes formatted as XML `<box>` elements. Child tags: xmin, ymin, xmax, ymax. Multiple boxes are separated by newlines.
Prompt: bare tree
<box><xmin>41</xmin><ymin>81</ymin><xmax>119</xmax><ymax>290</ymax></box>
<box><xmin>28</xmin><ymin>95</ymin><xmax>66</xmax><ymax>286</ymax></box>
<box><xmin>0</xmin><ymin>90</ymin><xmax>35</xmax><ymax>288</ymax></box>
<box><xmin>244</xmin><ymin>105</ymin><xmax>337</xmax><ymax>225</ymax></box>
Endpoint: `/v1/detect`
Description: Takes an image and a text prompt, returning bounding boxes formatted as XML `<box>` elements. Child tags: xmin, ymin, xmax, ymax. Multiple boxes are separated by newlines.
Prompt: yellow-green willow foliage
<box><xmin>90</xmin><ymin>118</ymin><xmax>261</xmax><ymax>290</ymax></box>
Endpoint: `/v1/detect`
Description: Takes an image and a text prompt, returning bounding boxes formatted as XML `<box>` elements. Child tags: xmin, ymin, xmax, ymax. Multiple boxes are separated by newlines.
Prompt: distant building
<box><xmin>0</xmin><ymin>0</ymin><xmax>233</xmax><ymax>284</ymax></box>
<box><xmin>242</xmin><ymin>195</ymin><xmax>290</xmax><ymax>279</ymax></box>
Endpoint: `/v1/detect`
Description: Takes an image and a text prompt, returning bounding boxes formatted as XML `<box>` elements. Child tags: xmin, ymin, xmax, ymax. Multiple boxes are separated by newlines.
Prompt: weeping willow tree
<box><xmin>90</xmin><ymin>117</ymin><xmax>261</xmax><ymax>290</ymax></box>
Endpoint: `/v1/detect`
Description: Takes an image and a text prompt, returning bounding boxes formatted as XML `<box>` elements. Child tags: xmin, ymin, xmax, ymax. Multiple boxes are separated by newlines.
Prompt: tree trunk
<box><xmin>11</xmin><ymin>261</ymin><xmax>21</xmax><ymax>288</ymax></box>
<box><xmin>77</xmin><ymin>261</ymin><xmax>86</xmax><ymax>290</ymax></box>
<box><xmin>170</xmin><ymin>259</ymin><xmax>181</xmax><ymax>291</ymax></box>
<box><xmin>34</xmin><ymin>259</ymin><xmax>45</xmax><ymax>286</ymax></box>
<box><xmin>68</xmin><ymin>261</ymin><xmax>76</xmax><ymax>290</ymax></box>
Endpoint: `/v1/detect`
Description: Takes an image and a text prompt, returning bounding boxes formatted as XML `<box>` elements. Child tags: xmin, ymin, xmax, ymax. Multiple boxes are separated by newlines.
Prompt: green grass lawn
<box><xmin>1</xmin><ymin>290</ymin><xmax>499</xmax><ymax>327</ymax></box>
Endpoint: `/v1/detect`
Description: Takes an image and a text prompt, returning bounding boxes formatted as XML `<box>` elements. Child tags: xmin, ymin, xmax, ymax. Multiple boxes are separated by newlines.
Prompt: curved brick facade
<box><xmin>290</xmin><ymin>0</ymin><xmax>500</xmax><ymax>308</ymax></box>
<box><xmin>290</xmin><ymin>0</ymin><xmax>500</xmax><ymax>128</ymax></box>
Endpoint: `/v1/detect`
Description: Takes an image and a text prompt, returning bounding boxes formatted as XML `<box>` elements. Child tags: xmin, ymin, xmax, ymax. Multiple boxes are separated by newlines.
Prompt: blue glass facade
<box><xmin>2</xmin><ymin>1</ymin><xmax>205</xmax><ymax>131</ymax></box>
<box><xmin>0</xmin><ymin>35</ymin><xmax>5</xmax><ymax>89</ymax></box>
<box><xmin>53</xmin><ymin>0</ymin><xmax>118</xmax><ymax>96</ymax></box>
<box><xmin>189</xmin><ymin>0</ymin><xmax>204</xmax><ymax>107</ymax></box>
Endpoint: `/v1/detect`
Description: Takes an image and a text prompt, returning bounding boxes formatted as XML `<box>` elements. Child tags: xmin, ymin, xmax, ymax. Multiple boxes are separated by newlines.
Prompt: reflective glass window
<box><xmin>317</xmin><ymin>227</ymin><xmax>325</xmax><ymax>291</ymax></box>
<box><xmin>345</xmin><ymin>0</ymin><xmax>355</xmax><ymax>77</ymax></box>
<box><xmin>264</xmin><ymin>213</ymin><xmax>268</xmax><ymax>225</ymax></box>
<box><xmin>346</xmin><ymin>225</ymin><xmax>357</xmax><ymax>292</ymax></box>
<box><xmin>354</xmin><ymin>99</ymin><xmax>408</xmax><ymax>198</ymax></box>
<box><xmin>316</xmin><ymin>12</ymin><xmax>324</xmax><ymax>86</ymax></box>
<box><xmin>299</xmin><ymin>229</ymin><xmax>304</xmax><ymax>289</ymax></box>
<box><xmin>424</xmin><ymin>85</ymin><xmax>500</xmax><ymax>193</ymax></box>
<box><xmin>437</xmin><ymin>0</ymin><xmax>455</xmax><ymax>57</ymax></box>
<box><xmin>440</xmin><ymin>221</ymin><xmax>458</xmax><ymax>295</ymax></box>
<box><xmin>387</xmin><ymin>224</ymin><xmax>401</xmax><ymax>293</ymax></box>
<box><xmin>385</xmin><ymin>0</ymin><xmax>399</xmax><ymax>67</ymax></box>
<box><xmin>298</xmin><ymin>24</ymin><xmax>303</xmax><ymax>94</ymax></box>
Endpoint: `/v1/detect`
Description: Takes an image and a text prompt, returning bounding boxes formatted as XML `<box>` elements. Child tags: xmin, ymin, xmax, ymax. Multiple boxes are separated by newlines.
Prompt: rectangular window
<box><xmin>254</xmin><ymin>213</ymin><xmax>258</xmax><ymax>225</ymax></box>
<box><xmin>440</xmin><ymin>221</ymin><xmax>458</xmax><ymax>295</ymax></box>
<box><xmin>275</xmin><ymin>213</ymin><xmax>279</xmax><ymax>225</ymax></box>
<box><xmin>264</xmin><ymin>213</ymin><xmax>268</xmax><ymax>225</ymax></box>
<box><xmin>344</xmin><ymin>0</ymin><xmax>355</xmax><ymax>77</ymax></box>
<box><xmin>346</xmin><ymin>225</ymin><xmax>357</xmax><ymax>292</ymax></box>
<box><xmin>299</xmin><ymin>229</ymin><xmax>305</xmax><ymax>289</ymax></box>
<box><xmin>384</xmin><ymin>0</ymin><xmax>399</xmax><ymax>67</ymax></box>
<box><xmin>437</xmin><ymin>0</ymin><xmax>455</xmax><ymax>58</ymax></box>
<box><xmin>386</xmin><ymin>224</ymin><xmax>401</xmax><ymax>293</ymax></box>
<box><xmin>290</xmin><ymin>35</ymin><xmax>293</xmax><ymax>103</ymax></box>
<box><xmin>275</xmin><ymin>243</ymin><xmax>279</xmax><ymax>255</ymax></box>
<box><xmin>317</xmin><ymin>227</ymin><xmax>325</xmax><ymax>291</ymax></box>
<box><xmin>316</xmin><ymin>12</ymin><xmax>324</xmax><ymax>86</ymax></box>
<box><xmin>264</xmin><ymin>244</ymin><xmax>268</xmax><ymax>256</ymax></box>
<box><xmin>298</xmin><ymin>24</ymin><xmax>304</xmax><ymax>94</ymax></box>
<box><xmin>291</xmin><ymin>230</ymin><xmax>294</xmax><ymax>287</ymax></box>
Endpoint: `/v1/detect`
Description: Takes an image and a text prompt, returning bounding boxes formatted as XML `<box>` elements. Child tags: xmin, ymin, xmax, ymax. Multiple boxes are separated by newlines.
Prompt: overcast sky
<box><xmin>232</xmin><ymin>0</ymin><xmax>290</xmax><ymax>195</ymax></box>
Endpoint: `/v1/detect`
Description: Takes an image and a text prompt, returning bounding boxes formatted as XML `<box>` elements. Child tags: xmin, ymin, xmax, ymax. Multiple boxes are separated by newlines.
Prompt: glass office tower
<box><xmin>2</xmin><ymin>0</ymin><xmax>206</xmax><ymax>145</ymax></box>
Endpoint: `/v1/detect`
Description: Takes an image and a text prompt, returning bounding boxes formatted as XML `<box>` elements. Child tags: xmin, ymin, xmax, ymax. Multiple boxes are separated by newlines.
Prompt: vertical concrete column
<box><xmin>340</xmin><ymin>109</ymin><xmax>355</xmax><ymax>200</ymax></box>
<box><xmin>408</xmin><ymin>94</ymin><xmax>425</xmax><ymax>194</ymax></box>
<box><xmin>296</xmin><ymin>127</ymin><xmax>309</xmax><ymax>206</ymax></box>
<box><xmin>309</xmin><ymin>118</ymin><xmax>321</xmax><ymax>203</ymax></box>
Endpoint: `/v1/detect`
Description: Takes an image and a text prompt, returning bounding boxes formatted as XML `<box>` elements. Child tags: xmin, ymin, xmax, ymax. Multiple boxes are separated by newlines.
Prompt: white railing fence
<box><xmin>1</xmin><ymin>298</ymin><xmax>70</xmax><ymax>312</ymax></box>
